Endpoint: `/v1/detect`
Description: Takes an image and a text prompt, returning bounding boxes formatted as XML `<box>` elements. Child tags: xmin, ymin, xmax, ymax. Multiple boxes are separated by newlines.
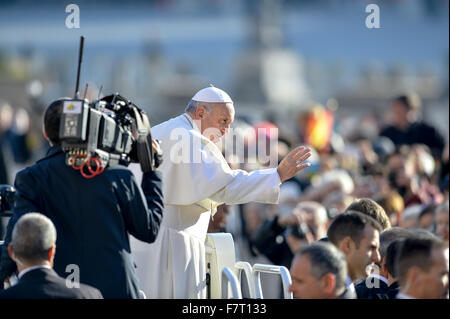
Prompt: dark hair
<box><xmin>346</xmin><ymin>198</ymin><xmax>391</xmax><ymax>230</ymax></box>
<box><xmin>43</xmin><ymin>99</ymin><xmax>67</xmax><ymax>145</ymax></box>
<box><xmin>327</xmin><ymin>211</ymin><xmax>383</xmax><ymax>248</ymax></box>
<box><xmin>379</xmin><ymin>227</ymin><xmax>411</xmax><ymax>260</ymax></box>
<box><xmin>385</xmin><ymin>239</ymin><xmax>405</xmax><ymax>278</ymax></box>
<box><xmin>396</xmin><ymin>236</ymin><xmax>448</xmax><ymax>285</ymax></box>
<box><xmin>393</xmin><ymin>93</ymin><xmax>421</xmax><ymax>111</ymax></box>
<box><xmin>296</xmin><ymin>242</ymin><xmax>347</xmax><ymax>292</ymax></box>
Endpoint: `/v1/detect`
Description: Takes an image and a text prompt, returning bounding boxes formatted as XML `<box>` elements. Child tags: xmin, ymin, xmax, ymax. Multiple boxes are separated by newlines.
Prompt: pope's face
<box><xmin>199</xmin><ymin>103</ymin><xmax>235</xmax><ymax>143</ymax></box>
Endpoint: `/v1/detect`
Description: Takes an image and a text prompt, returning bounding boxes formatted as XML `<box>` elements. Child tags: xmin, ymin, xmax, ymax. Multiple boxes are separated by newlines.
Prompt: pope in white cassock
<box><xmin>130</xmin><ymin>86</ymin><xmax>312</xmax><ymax>299</ymax></box>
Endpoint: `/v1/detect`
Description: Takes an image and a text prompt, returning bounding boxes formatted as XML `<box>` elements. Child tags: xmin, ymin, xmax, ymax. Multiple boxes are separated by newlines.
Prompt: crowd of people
<box><xmin>0</xmin><ymin>89</ymin><xmax>448</xmax><ymax>299</ymax></box>
<box><xmin>211</xmin><ymin>92</ymin><xmax>449</xmax><ymax>299</ymax></box>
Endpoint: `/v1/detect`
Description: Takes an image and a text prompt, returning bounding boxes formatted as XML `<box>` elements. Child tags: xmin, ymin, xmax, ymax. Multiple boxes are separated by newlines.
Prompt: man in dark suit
<box><xmin>327</xmin><ymin>211</ymin><xmax>383</xmax><ymax>296</ymax></box>
<box><xmin>0</xmin><ymin>98</ymin><xmax>164</xmax><ymax>298</ymax></box>
<box><xmin>355</xmin><ymin>227</ymin><xmax>411</xmax><ymax>299</ymax></box>
<box><xmin>0</xmin><ymin>213</ymin><xmax>102</xmax><ymax>299</ymax></box>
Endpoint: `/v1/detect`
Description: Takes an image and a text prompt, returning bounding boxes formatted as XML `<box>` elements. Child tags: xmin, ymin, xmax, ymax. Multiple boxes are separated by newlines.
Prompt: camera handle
<box><xmin>133</xmin><ymin>107</ymin><xmax>154</xmax><ymax>173</ymax></box>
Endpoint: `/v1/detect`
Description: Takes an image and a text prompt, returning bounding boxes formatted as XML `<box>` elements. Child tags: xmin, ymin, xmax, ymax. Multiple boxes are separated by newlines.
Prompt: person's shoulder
<box><xmin>14</xmin><ymin>165</ymin><xmax>37</xmax><ymax>186</ymax></box>
<box><xmin>15</xmin><ymin>165</ymin><xmax>33</xmax><ymax>179</ymax></box>
<box><xmin>339</xmin><ymin>287</ymin><xmax>357</xmax><ymax>299</ymax></box>
<box><xmin>104</xmin><ymin>164</ymin><xmax>135</xmax><ymax>177</ymax></box>
<box><xmin>101</xmin><ymin>165</ymin><xmax>140</xmax><ymax>185</ymax></box>
<box><xmin>48</xmin><ymin>273</ymin><xmax>103</xmax><ymax>299</ymax></box>
<box><xmin>153</xmin><ymin>114</ymin><xmax>195</xmax><ymax>136</ymax></box>
<box><xmin>14</xmin><ymin>151</ymin><xmax>65</xmax><ymax>185</ymax></box>
<box><xmin>355</xmin><ymin>281</ymin><xmax>370</xmax><ymax>298</ymax></box>
<box><xmin>411</xmin><ymin>121</ymin><xmax>442</xmax><ymax>135</ymax></box>
<box><xmin>152</xmin><ymin>114</ymin><xmax>182</xmax><ymax>130</ymax></box>
<box><xmin>18</xmin><ymin>148</ymin><xmax>66</xmax><ymax>179</ymax></box>
<box><xmin>75</xmin><ymin>283</ymin><xmax>103</xmax><ymax>299</ymax></box>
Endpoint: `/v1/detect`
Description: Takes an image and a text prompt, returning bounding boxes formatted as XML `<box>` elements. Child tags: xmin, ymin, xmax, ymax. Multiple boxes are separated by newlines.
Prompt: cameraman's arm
<box><xmin>120</xmin><ymin>170</ymin><xmax>164</xmax><ymax>243</ymax></box>
<box><xmin>0</xmin><ymin>169</ymin><xmax>41</xmax><ymax>285</ymax></box>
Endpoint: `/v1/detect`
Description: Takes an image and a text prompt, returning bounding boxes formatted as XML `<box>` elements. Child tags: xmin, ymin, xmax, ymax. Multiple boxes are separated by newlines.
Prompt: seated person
<box><xmin>289</xmin><ymin>242</ymin><xmax>355</xmax><ymax>299</ymax></box>
<box><xmin>0</xmin><ymin>213</ymin><xmax>102</xmax><ymax>299</ymax></box>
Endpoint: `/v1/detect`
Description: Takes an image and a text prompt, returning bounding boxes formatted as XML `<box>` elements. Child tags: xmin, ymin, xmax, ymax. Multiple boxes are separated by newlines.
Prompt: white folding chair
<box><xmin>221</xmin><ymin>267</ymin><xmax>242</xmax><ymax>299</ymax></box>
<box><xmin>252</xmin><ymin>264</ymin><xmax>293</xmax><ymax>299</ymax></box>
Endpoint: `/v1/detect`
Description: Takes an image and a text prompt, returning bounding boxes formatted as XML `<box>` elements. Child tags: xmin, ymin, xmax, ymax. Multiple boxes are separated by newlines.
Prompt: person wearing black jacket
<box><xmin>379</xmin><ymin>93</ymin><xmax>445</xmax><ymax>159</ymax></box>
<box><xmin>355</xmin><ymin>227</ymin><xmax>411</xmax><ymax>299</ymax></box>
<box><xmin>0</xmin><ymin>213</ymin><xmax>102</xmax><ymax>299</ymax></box>
<box><xmin>0</xmin><ymin>98</ymin><xmax>164</xmax><ymax>298</ymax></box>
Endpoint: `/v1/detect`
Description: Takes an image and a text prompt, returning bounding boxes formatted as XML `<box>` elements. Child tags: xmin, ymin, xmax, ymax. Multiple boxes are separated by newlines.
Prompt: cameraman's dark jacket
<box><xmin>0</xmin><ymin>145</ymin><xmax>164</xmax><ymax>298</ymax></box>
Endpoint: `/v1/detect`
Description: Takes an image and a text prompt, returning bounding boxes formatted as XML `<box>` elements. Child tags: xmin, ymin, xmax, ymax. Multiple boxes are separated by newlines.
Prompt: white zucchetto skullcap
<box><xmin>191</xmin><ymin>85</ymin><xmax>233</xmax><ymax>104</ymax></box>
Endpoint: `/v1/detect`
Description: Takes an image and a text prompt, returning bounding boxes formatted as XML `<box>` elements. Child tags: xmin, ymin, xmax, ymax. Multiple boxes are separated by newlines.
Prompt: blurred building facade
<box><xmin>0</xmin><ymin>0</ymin><xmax>448</xmax><ymax>140</ymax></box>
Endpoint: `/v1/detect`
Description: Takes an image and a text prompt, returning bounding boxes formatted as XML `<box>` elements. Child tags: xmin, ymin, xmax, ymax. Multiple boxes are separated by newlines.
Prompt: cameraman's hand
<box><xmin>152</xmin><ymin>139</ymin><xmax>162</xmax><ymax>155</ymax></box>
<box><xmin>152</xmin><ymin>139</ymin><xmax>164</xmax><ymax>169</ymax></box>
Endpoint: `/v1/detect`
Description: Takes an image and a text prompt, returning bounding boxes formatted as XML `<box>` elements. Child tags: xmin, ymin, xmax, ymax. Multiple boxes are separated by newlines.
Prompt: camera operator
<box><xmin>0</xmin><ymin>98</ymin><xmax>164</xmax><ymax>298</ymax></box>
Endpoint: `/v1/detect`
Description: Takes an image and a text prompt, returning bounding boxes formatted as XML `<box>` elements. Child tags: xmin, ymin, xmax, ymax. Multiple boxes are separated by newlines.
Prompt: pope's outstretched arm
<box><xmin>210</xmin><ymin>145</ymin><xmax>311</xmax><ymax>205</ymax></box>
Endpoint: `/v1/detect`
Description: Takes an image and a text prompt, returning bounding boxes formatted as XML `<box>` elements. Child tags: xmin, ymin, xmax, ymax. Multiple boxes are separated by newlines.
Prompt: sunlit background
<box><xmin>1</xmin><ymin>0</ymin><xmax>449</xmax><ymax>299</ymax></box>
<box><xmin>1</xmin><ymin>1</ymin><xmax>448</xmax><ymax>125</ymax></box>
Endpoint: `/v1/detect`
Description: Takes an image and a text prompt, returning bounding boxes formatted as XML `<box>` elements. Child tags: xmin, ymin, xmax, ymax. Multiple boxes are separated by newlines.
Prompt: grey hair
<box><xmin>185</xmin><ymin>100</ymin><xmax>199</xmax><ymax>113</ymax></box>
<box><xmin>12</xmin><ymin>213</ymin><xmax>57</xmax><ymax>262</ymax></box>
<box><xmin>185</xmin><ymin>100</ymin><xmax>213</xmax><ymax>114</ymax></box>
<box><xmin>185</xmin><ymin>100</ymin><xmax>223</xmax><ymax>114</ymax></box>
<box><xmin>296</xmin><ymin>242</ymin><xmax>347</xmax><ymax>292</ymax></box>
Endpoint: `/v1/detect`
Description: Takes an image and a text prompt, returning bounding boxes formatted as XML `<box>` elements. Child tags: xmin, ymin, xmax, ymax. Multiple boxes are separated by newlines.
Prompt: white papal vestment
<box><xmin>130</xmin><ymin>113</ymin><xmax>281</xmax><ymax>299</ymax></box>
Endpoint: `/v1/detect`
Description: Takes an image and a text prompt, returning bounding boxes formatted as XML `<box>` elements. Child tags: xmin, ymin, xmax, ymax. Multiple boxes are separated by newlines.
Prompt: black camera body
<box><xmin>60</xmin><ymin>95</ymin><xmax>134</xmax><ymax>166</ymax></box>
<box><xmin>59</xmin><ymin>94</ymin><xmax>161</xmax><ymax>175</ymax></box>
<box><xmin>0</xmin><ymin>185</ymin><xmax>15</xmax><ymax>217</ymax></box>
